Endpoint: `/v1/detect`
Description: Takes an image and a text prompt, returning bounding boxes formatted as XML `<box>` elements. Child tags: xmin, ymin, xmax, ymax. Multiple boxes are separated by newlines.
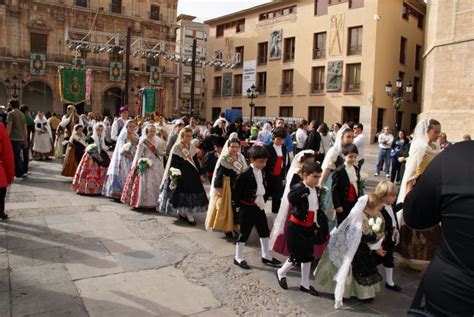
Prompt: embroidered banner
<box><xmin>30</xmin><ymin>53</ymin><xmax>46</xmax><ymax>75</ymax></box>
<box><xmin>149</xmin><ymin>66</ymin><xmax>162</xmax><ymax>85</ymax></box>
<box><xmin>141</xmin><ymin>88</ymin><xmax>157</xmax><ymax>116</ymax></box>
<box><xmin>110</xmin><ymin>62</ymin><xmax>122</xmax><ymax>81</ymax></box>
<box><xmin>85</xmin><ymin>69</ymin><xmax>92</xmax><ymax>102</ymax></box>
<box><xmin>59</xmin><ymin>68</ymin><xmax>86</xmax><ymax>105</ymax></box>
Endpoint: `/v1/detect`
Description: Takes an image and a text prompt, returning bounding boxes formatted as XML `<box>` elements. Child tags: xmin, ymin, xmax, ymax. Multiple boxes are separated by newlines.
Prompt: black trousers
<box><xmin>336</xmin><ymin>200</ymin><xmax>357</xmax><ymax>226</ymax></box>
<box><xmin>266</xmin><ymin>174</ymin><xmax>284</xmax><ymax>214</ymax></box>
<box><xmin>237</xmin><ymin>205</ymin><xmax>270</xmax><ymax>243</ymax></box>
<box><xmin>0</xmin><ymin>187</ymin><xmax>6</xmax><ymax>216</ymax></box>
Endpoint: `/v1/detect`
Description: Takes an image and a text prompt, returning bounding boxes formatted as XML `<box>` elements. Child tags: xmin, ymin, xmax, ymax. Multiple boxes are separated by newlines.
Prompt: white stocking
<box><xmin>277</xmin><ymin>259</ymin><xmax>293</xmax><ymax>280</ymax></box>
<box><xmin>260</xmin><ymin>238</ymin><xmax>272</xmax><ymax>260</ymax></box>
<box><xmin>235</xmin><ymin>242</ymin><xmax>245</xmax><ymax>263</ymax></box>
<box><xmin>301</xmin><ymin>262</ymin><xmax>312</xmax><ymax>289</ymax></box>
<box><xmin>385</xmin><ymin>267</ymin><xmax>394</xmax><ymax>286</ymax></box>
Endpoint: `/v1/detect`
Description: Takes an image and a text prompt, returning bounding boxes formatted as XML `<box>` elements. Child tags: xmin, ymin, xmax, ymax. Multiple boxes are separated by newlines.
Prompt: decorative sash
<box><xmin>174</xmin><ymin>143</ymin><xmax>198</xmax><ymax>171</ymax></box>
<box><xmin>220</xmin><ymin>154</ymin><xmax>245</xmax><ymax>174</ymax></box>
<box><xmin>143</xmin><ymin>139</ymin><xmax>160</xmax><ymax>159</ymax></box>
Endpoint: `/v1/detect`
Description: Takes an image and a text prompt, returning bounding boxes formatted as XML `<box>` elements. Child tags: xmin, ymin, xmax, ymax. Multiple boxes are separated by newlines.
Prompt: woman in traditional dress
<box><xmin>158</xmin><ymin>127</ymin><xmax>208</xmax><ymax>225</ymax></box>
<box><xmin>71</xmin><ymin>123</ymin><xmax>110</xmax><ymax>195</ymax></box>
<box><xmin>102</xmin><ymin>120</ymin><xmax>138</xmax><ymax>200</ymax></box>
<box><xmin>61</xmin><ymin>124</ymin><xmax>87</xmax><ymax>177</ymax></box>
<box><xmin>318</xmin><ymin>124</ymin><xmax>354</xmax><ymax>229</ymax></box>
<box><xmin>269</xmin><ymin>150</ymin><xmax>315</xmax><ymax>256</ymax></box>
<box><xmin>32</xmin><ymin>111</ymin><xmax>53</xmax><ymax>160</ymax></box>
<box><xmin>205</xmin><ymin>136</ymin><xmax>247</xmax><ymax>238</ymax></box>
<box><xmin>121</xmin><ymin>124</ymin><xmax>165</xmax><ymax>209</ymax></box>
<box><xmin>313</xmin><ymin>194</ymin><xmax>386</xmax><ymax>309</ymax></box>
<box><xmin>396</xmin><ymin>118</ymin><xmax>442</xmax><ymax>270</ymax></box>
<box><xmin>257</xmin><ymin>122</ymin><xmax>272</xmax><ymax>143</ymax></box>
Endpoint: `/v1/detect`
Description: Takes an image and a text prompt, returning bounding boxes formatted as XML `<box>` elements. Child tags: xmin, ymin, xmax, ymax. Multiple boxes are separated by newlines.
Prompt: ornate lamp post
<box><xmin>385</xmin><ymin>78</ymin><xmax>412</xmax><ymax>131</ymax></box>
<box><xmin>4</xmin><ymin>76</ymin><xmax>26</xmax><ymax>100</ymax></box>
<box><xmin>246</xmin><ymin>84</ymin><xmax>258</xmax><ymax>125</ymax></box>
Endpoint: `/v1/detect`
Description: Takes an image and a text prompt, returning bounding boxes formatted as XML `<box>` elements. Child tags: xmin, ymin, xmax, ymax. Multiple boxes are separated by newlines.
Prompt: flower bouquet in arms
<box><xmin>168</xmin><ymin>167</ymin><xmax>182</xmax><ymax>190</ymax></box>
<box><xmin>121</xmin><ymin>142</ymin><xmax>133</xmax><ymax>159</ymax></box>
<box><xmin>137</xmin><ymin>158</ymin><xmax>153</xmax><ymax>175</ymax></box>
<box><xmin>86</xmin><ymin>143</ymin><xmax>103</xmax><ymax>164</ymax></box>
<box><xmin>368</xmin><ymin>215</ymin><xmax>385</xmax><ymax>250</ymax></box>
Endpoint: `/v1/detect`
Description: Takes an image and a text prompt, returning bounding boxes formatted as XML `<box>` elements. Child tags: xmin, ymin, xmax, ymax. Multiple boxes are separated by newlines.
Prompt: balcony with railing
<box><xmin>348</xmin><ymin>45</ymin><xmax>362</xmax><ymax>55</ymax></box>
<box><xmin>212</xmin><ymin>89</ymin><xmax>222</xmax><ymax>98</ymax></box>
<box><xmin>310</xmin><ymin>82</ymin><xmax>325</xmax><ymax>94</ymax></box>
<box><xmin>344</xmin><ymin>80</ymin><xmax>362</xmax><ymax>93</ymax></box>
<box><xmin>281</xmin><ymin>84</ymin><xmax>293</xmax><ymax>95</ymax></box>
<box><xmin>313</xmin><ymin>48</ymin><xmax>326</xmax><ymax>59</ymax></box>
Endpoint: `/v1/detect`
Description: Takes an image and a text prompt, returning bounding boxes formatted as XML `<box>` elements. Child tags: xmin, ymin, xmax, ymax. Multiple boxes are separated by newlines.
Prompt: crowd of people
<box><xmin>1</xmin><ymin>100</ymin><xmax>473</xmax><ymax>315</ymax></box>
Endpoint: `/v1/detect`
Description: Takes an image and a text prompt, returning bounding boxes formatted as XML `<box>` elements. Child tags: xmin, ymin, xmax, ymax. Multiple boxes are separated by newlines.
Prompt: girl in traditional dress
<box><xmin>313</xmin><ymin>194</ymin><xmax>386</xmax><ymax>309</ymax></box>
<box><xmin>71</xmin><ymin>123</ymin><xmax>110</xmax><ymax>195</ymax></box>
<box><xmin>121</xmin><ymin>124</ymin><xmax>165</xmax><ymax>209</ymax></box>
<box><xmin>269</xmin><ymin>150</ymin><xmax>315</xmax><ymax>256</ymax></box>
<box><xmin>102</xmin><ymin>120</ymin><xmax>138</xmax><ymax>199</ymax></box>
<box><xmin>158</xmin><ymin>127</ymin><xmax>208</xmax><ymax>225</ymax></box>
<box><xmin>396</xmin><ymin>118</ymin><xmax>441</xmax><ymax>270</ymax></box>
<box><xmin>205</xmin><ymin>136</ymin><xmax>248</xmax><ymax>238</ymax></box>
<box><xmin>32</xmin><ymin>111</ymin><xmax>53</xmax><ymax>160</ymax></box>
<box><xmin>319</xmin><ymin>124</ymin><xmax>354</xmax><ymax>229</ymax></box>
<box><xmin>61</xmin><ymin>124</ymin><xmax>87</xmax><ymax>177</ymax></box>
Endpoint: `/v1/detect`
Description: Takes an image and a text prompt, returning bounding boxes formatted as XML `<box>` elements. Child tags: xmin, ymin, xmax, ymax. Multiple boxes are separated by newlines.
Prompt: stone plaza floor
<box><xmin>0</xmin><ymin>145</ymin><xmax>423</xmax><ymax>316</ymax></box>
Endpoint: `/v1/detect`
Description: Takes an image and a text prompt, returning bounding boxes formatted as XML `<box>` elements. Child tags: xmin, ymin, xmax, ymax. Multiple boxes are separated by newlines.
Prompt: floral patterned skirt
<box><xmin>71</xmin><ymin>154</ymin><xmax>107</xmax><ymax>195</ymax></box>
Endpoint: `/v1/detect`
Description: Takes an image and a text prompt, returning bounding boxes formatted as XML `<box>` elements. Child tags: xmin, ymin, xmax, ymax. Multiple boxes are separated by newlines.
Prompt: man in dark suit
<box><xmin>304</xmin><ymin>120</ymin><xmax>322</xmax><ymax>162</ymax></box>
<box><xmin>264</xmin><ymin>128</ymin><xmax>288</xmax><ymax>214</ymax></box>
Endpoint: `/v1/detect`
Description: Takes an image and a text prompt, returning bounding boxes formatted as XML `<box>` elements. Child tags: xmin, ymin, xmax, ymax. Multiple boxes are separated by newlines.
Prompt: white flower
<box><xmin>368</xmin><ymin>218</ymin><xmax>375</xmax><ymax>226</ymax></box>
<box><xmin>170</xmin><ymin>167</ymin><xmax>182</xmax><ymax>176</ymax></box>
<box><xmin>62</xmin><ymin>140</ymin><xmax>69</xmax><ymax>146</ymax></box>
<box><xmin>376</xmin><ymin>217</ymin><xmax>383</xmax><ymax>226</ymax></box>
<box><xmin>121</xmin><ymin>142</ymin><xmax>132</xmax><ymax>153</ymax></box>
<box><xmin>138</xmin><ymin>158</ymin><xmax>153</xmax><ymax>167</ymax></box>
<box><xmin>360</xmin><ymin>172</ymin><xmax>369</xmax><ymax>182</ymax></box>
<box><xmin>372</xmin><ymin>223</ymin><xmax>381</xmax><ymax>232</ymax></box>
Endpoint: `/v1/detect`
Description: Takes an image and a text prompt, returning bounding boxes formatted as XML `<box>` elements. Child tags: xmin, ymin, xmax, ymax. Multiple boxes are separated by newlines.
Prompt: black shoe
<box><xmin>178</xmin><ymin>214</ymin><xmax>187</xmax><ymax>222</ymax></box>
<box><xmin>234</xmin><ymin>259</ymin><xmax>250</xmax><ymax>270</ymax></box>
<box><xmin>225</xmin><ymin>232</ymin><xmax>234</xmax><ymax>239</ymax></box>
<box><xmin>262</xmin><ymin>257</ymin><xmax>282</xmax><ymax>266</ymax></box>
<box><xmin>300</xmin><ymin>285</ymin><xmax>320</xmax><ymax>297</ymax></box>
<box><xmin>0</xmin><ymin>214</ymin><xmax>8</xmax><ymax>220</ymax></box>
<box><xmin>275</xmin><ymin>272</ymin><xmax>288</xmax><ymax>290</ymax></box>
<box><xmin>385</xmin><ymin>283</ymin><xmax>402</xmax><ymax>292</ymax></box>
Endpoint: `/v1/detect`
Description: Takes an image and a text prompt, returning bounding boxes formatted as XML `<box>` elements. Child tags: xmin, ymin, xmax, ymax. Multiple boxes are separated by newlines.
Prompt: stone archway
<box><xmin>22</xmin><ymin>80</ymin><xmax>53</xmax><ymax>114</ymax></box>
<box><xmin>102</xmin><ymin>87</ymin><xmax>123</xmax><ymax>115</ymax></box>
<box><xmin>0</xmin><ymin>83</ymin><xmax>7</xmax><ymax>106</ymax></box>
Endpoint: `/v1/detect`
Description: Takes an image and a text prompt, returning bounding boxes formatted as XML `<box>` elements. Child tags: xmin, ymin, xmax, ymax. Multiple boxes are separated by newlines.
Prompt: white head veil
<box><xmin>205</xmin><ymin>134</ymin><xmax>248</xmax><ymax>230</ymax></box>
<box><xmin>321</xmin><ymin>124</ymin><xmax>352</xmax><ymax>170</ymax></box>
<box><xmin>106</xmin><ymin>119</ymin><xmax>136</xmax><ymax>176</ymax></box>
<box><xmin>327</xmin><ymin>195</ymin><xmax>369</xmax><ymax>309</ymax></box>
<box><xmin>91</xmin><ymin>122</ymin><xmax>107</xmax><ymax>151</ymax></box>
<box><xmin>269</xmin><ymin>149</ymin><xmax>315</xmax><ymax>249</ymax></box>
<box><xmin>396</xmin><ymin>118</ymin><xmax>440</xmax><ymax>223</ymax></box>
<box><xmin>34</xmin><ymin>112</ymin><xmax>53</xmax><ymax>140</ymax></box>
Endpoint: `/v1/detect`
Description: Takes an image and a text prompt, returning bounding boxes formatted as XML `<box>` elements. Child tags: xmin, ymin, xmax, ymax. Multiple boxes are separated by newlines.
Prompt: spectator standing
<box><xmin>263</xmin><ymin>118</ymin><xmax>293</xmax><ymax>153</ymax></box>
<box><xmin>294</xmin><ymin>120</ymin><xmax>308</xmax><ymax>154</ymax></box>
<box><xmin>352</xmin><ymin>123</ymin><xmax>366</xmax><ymax>171</ymax></box>
<box><xmin>438</xmin><ymin>132</ymin><xmax>452</xmax><ymax>151</ymax></box>
<box><xmin>374</xmin><ymin>126</ymin><xmax>394</xmax><ymax>177</ymax></box>
<box><xmin>6</xmin><ymin>99</ymin><xmax>27</xmax><ymax>178</ymax></box>
<box><xmin>303</xmin><ymin>120</ymin><xmax>321</xmax><ymax>160</ymax></box>
<box><xmin>390</xmin><ymin>130</ymin><xmax>409</xmax><ymax>183</ymax></box>
<box><xmin>257</xmin><ymin>122</ymin><xmax>272</xmax><ymax>143</ymax></box>
<box><xmin>462</xmin><ymin>134</ymin><xmax>471</xmax><ymax>142</ymax></box>
<box><xmin>317</xmin><ymin>123</ymin><xmax>332</xmax><ymax>164</ymax></box>
<box><xmin>329</xmin><ymin>123</ymin><xmax>342</xmax><ymax>146</ymax></box>
<box><xmin>227</xmin><ymin>117</ymin><xmax>245</xmax><ymax>140</ymax></box>
<box><xmin>0</xmin><ymin>123</ymin><xmax>14</xmax><ymax>220</ymax></box>
<box><xmin>110</xmin><ymin>106</ymin><xmax>129</xmax><ymax>142</ymax></box>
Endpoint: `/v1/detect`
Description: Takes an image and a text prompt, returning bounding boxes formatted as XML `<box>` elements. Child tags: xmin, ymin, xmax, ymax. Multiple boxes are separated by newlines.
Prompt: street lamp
<box><xmin>4</xmin><ymin>76</ymin><xmax>26</xmax><ymax>100</ymax></box>
<box><xmin>385</xmin><ymin>79</ymin><xmax>412</xmax><ymax>132</ymax></box>
<box><xmin>246</xmin><ymin>84</ymin><xmax>258</xmax><ymax>125</ymax></box>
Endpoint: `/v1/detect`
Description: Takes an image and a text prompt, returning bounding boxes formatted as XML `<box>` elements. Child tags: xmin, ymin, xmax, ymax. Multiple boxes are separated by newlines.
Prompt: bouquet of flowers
<box><xmin>86</xmin><ymin>144</ymin><xmax>99</xmax><ymax>154</ymax></box>
<box><xmin>137</xmin><ymin>158</ymin><xmax>153</xmax><ymax>175</ymax></box>
<box><xmin>368</xmin><ymin>215</ymin><xmax>385</xmax><ymax>250</ymax></box>
<box><xmin>121</xmin><ymin>142</ymin><xmax>132</xmax><ymax>154</ymax></box>
<box><xmin>359</xmin><ymin>172</ymin><xmax>369</xmax><ymax>195</ymax></box>
<box><xmin>62</xmin><ymin>140</ymin><xmax>69</xmax><ymax>146</ymax></box>
<box><xmin>168</xmin><ymin>167</ymin><xmax>182</xmax><ymax>190</ymax></box>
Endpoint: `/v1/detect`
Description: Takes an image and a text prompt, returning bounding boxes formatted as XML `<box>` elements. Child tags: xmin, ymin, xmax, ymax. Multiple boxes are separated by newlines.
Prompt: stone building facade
<box><xmin>420</xmin><ymin>0</ymin><xmax>474</xmax><ymax>141</ymax></box>
<box><xmin>205</xmin><ymin>0</ymin><xmax>426</xmax><ymax>139</ymax></box>
<box><xmin>0</xmin><ymin>0</ymin><xmax>178</xmax><ymax>117</ymax></box>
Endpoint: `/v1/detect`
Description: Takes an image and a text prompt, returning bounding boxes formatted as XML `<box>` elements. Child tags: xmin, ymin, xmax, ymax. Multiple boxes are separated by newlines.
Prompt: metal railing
<box><xmin>344</xmin><ymin>81</ymin><xmax>361</xmax><ymax>93</ymax></box>
<box><xmin>312</xmin><ymin>48</ymin><xmax>326</xmax><ymax>59</ymax></box>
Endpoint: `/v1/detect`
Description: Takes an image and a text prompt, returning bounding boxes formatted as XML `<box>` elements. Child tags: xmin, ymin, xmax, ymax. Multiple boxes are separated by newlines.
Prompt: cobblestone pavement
<box><xmin>0</xmin><ymin>145</ymin><xmax>422</xmax><ymax>316</ymax></box>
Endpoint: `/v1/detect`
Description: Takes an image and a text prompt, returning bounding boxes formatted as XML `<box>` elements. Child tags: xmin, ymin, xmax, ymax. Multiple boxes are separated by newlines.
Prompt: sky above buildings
<box><xmin>178</xmin><ymin>0</ymin><xmax>273</xmax><ymax>22</ymax></box>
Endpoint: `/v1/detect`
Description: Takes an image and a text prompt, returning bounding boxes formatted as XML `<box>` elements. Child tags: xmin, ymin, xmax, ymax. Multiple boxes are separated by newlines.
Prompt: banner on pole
<box><xmin>141</xmin><ymin>88</ymin><xmax>157</xmax><ymax>117</ymax></box>
<box><xmin>59</xmin><ymin>68</ymin><xmax>86</xmax><ymax>105</ymax></box>
<box><xmin>30</xmin><ymin>53</ymin><xmax>46</xmax><ymax>75</ymax></box>
<box><xmin>149</xmin><ymin>66</ymin><xmax>162</xmax><ymax>85</ymax></box>
<box><xmin>85</xmin><ymin>69</ymin><xmax>92</xmax><ymax>102</ymax></box>
<box><xmin>109</xmin><ymin>62</ymin><xmax>122</xmax><ymax>81</ymax></box>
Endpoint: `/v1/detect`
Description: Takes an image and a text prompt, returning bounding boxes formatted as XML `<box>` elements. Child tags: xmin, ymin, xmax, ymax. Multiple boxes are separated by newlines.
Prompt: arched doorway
<box><xmin>102</xmin><ymin>87</ymin><xmax>123</xmax><ymax>115</ymax></box>
<box><xmin>22</xmin><ymin>81</ymin><xmax>53</xmax><ymax>114</ymax></box>
<box><xmin>0</xmin><ymin>83</ymin><xmax>7</xmax><ymax>106</ymax></box>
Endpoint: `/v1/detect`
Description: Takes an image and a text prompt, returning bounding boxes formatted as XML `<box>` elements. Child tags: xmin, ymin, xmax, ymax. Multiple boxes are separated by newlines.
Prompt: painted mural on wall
<box><xmin>109</xmin><ymin>62</ymin><xmax>122</xmax><ymax>81</ymax></box>
<box><xmin>223</xmin><ymin>72</ymin><xmax>233</xmax><ymax>96</ymax></box>
<box><xmin>30</xmin><ymin>53</ymin><xmax>46</xmax><ymax>75</ymax></box>
<box><xmin>326</xmin><ymin>61</ymin><xmax>343</xmax><ymax>92</ymax></box>
<box><xmin>150</xmin><ymin>66</ymin><xmax>162</xmax><ymax>86</ymax></box>
<box><xmin>269</xmin><ymin>29</ymin><xmax>282</xmax><ymax>60</ymax></box>
<box><xmin>329</xmin><ymin>14</ymin><xmax>345</xmax><ymax>57</ymax></box>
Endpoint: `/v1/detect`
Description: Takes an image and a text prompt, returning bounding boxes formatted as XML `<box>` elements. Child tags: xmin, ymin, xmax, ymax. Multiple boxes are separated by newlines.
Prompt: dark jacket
<box><xmin>263</xmin><ymin>142</ymin><xmax>288</xmax><ymax>178</ymax></box>
<box><xmin>332</xmin><ymin>164</ymin><xmax>362</xmax><ymax>209</ymax></box>
<box><xmin>233</xmin><ymin>166</ymin><xmax>267</xmax><ymax>208</ymax></box>
<box><xmin>204</xmin><ymin>151</ymin><xmax>218</xmax><ymax>176</ymax></box>
<box><xmin>381</xmin><ymin>203</ymin><xmax>403</xmax><ymax>233</ymax></box>
<box><xmin>288</xmin><ymin>182</ymin><xmax>324</xmax><ymax>223</ymax></box>
<box><xmin>304</xmin><ymin>130</ymin><xmax>321</xmax><ymax>153</ymax></box>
